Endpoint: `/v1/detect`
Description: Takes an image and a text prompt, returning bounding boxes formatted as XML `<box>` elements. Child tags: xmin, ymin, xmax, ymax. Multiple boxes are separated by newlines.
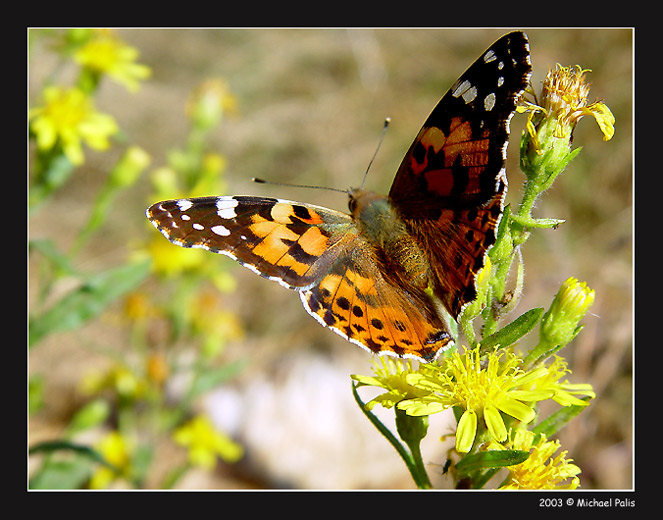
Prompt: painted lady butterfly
<box><xmin>147</xmin><ymin>32</ymin><xmax>532</xmax><ymax>362</ymax></box>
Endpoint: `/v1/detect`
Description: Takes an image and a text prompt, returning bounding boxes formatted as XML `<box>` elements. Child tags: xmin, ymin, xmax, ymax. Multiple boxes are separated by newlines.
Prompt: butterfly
<box><xmin>146</xmin><ymin>32</ymin><xmax>532</xmax><ymax>362</ymax></box>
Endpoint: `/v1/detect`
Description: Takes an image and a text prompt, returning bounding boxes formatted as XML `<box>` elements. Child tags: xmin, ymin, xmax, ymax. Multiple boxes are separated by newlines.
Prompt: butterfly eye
<box><xmin>348</xmin><ymin>196</ymin><xmax>357</xmax><ymax>214</ymax></box>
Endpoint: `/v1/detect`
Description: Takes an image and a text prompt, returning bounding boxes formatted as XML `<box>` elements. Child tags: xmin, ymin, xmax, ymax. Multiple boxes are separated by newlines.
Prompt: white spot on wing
<box><xmin>211</xmin><ymin>224</ymin><xmax>231</xmax><ymax>236</ymax></box>
<box><xmin>216</xmin><ymin>198</ymin><xmax>239</xmax><ymax>219</ymax></box>
<box><xmin>462</xmin><ymin>86</ymin><xmax>478</xmax><ymax>104</ymax></box>
<box><xmin>452</xmin><ymin>80</ymin><xmax>471</xmax><ymax>98</ymax></box>
<box><xmin>484</xmin><ymin>92</ymin><xmax>496</xmax><ymax>111</ymax></box>
<box><xmin>177</xmin><ymin>200</ymin><xmax>193</xmax><ymax>212</ymax></box>
<box><xmin>452</xmin><ymin>80</ymin><xmax>478</xmax><ymax>104</ymax></box>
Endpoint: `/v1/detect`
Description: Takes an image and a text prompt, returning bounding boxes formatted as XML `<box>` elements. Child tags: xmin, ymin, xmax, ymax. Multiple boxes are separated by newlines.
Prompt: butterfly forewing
<box><xmin>147</xmin><ymin>196</ymin><xmax>354</xmax><ymax>289</ymax></box>
<box><xmin>388</xmin><ymin>31</ymin><xmax>531</xmax><ymax>317</ymax></box>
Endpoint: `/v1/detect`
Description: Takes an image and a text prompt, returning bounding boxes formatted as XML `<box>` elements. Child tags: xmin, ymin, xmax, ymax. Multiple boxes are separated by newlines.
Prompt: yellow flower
<box><xmin>399</xmin><ymin>347</ymin><xmax>553</xmax><ymax>453</ymax></box>
<box><xmin>29</xmin><ymin>86</ymin><xmax>119</xmax><ymax>165</ymax></box>
<box><xmin>351</xmin><ymin>357</ymin><xmax>430</xmax><ymax>411</ymax></box>
<box><xmin>497</xmin><ymin>429</ymin><xmax>581</xmax><ymax>490</ymax></box>
<box><xmin>89</xmin><ymin>431</ymin><xmax>133</xmax><ymax>489</ymax></box>
<box><xmin>543</xmin><ymin>64</ymin><xmax>614</xmax><ymax>141</ymax></box>
<box><xmin>518</xmin><ymin>64</ymin><xmax>614</xmax><ymax>151</ymax></box>
<box><xmin>523</xmin><ymin>355</ymin><xmax>595</xmax><ymax>407</ymax></box>
<box><xmin>173</xmin><ymin>415</ymin><xmax>243</xmax><ymax>470</ymax></box>
<box><xmin>74</xmin><ymin>31</ymin><xmax>151</xmax><ymax>92</ymax></box>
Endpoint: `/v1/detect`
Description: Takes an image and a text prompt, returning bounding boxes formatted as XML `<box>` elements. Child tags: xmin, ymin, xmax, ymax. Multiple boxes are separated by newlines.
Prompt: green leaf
<box><xmin>29</xmin><ymin>239</ymin><xmax>79</xmax><ymax>277</ymax></box>
<box><xmin>455</xmin><ymin>449</ymin><xmax>529</xmax><ymax>475</ymax></box>
<box><xmin>29</xmin><ymin>440</ymin><xmax>120</xmax><ymax>489</ymax></box>
<box><xmin>480</xmin><ymin>307</ymin><xmax>544</xmax><ymax>353</ymax></box>
<box><xmin>532</xmin><ymin>397</ymin><xmax>592</xmax><ymax>439</ymax></box>
<box><xmin>29</xmin><ymin>259</ymin><xmax>151</xmax><ymax>347</ymax></box>
<box><xmin>29</xmin><ymin>440</ymin><xmax>118</xmax><ymax>471</ymax></box>
<box><xmin>29</xmin><ymin>458</ymin><xmax>94</xmax><ymax>489</ymax></box>
<box><xmin>67</xmin><ymin>399</ymin><xmax>111</xmax><ymax>435</ymax></box>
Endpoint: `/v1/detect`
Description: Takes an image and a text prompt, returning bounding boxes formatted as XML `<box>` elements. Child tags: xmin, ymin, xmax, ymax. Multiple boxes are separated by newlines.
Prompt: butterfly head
<box><xmin>347</xmin><ymin>188</ymin><xmax>388</xmax><ymax>220</ymax></box>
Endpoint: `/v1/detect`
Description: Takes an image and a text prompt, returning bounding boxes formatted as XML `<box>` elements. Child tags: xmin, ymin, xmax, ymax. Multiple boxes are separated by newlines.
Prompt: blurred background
<box><xmin>28</xmin><ymin>28</ymin><xmax>632</xmax><ymax>489</ymax></box>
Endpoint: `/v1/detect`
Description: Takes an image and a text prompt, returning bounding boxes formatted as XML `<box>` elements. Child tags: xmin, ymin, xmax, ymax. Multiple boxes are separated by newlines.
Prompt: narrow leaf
<box><xmin>532</xmin><ymin>397</ymin><xmax>592</xmax><ymax>438</ymax></box>
<box><xmin>29</xmin><ymin>259</ymin><xmax>151</xmax><ymax>347</ymax></box>
<box><xmin>455</xmin><ymin>449</ymin><xmax>529</xmax><ymax>475</ymax></box>
<box><xmin>480</xmin><ymin>307</ymin><xmax>544</xmax><ymax>353</ymax></box>
<box><xmin>29</xmin><ymin>440</ymin><xmax>119</xmax><ymax>471</ymax></box>
<box><xmin>29</xmin><ymin>239</ymin><xmax>79</xmax><ymax>277</ymax></box>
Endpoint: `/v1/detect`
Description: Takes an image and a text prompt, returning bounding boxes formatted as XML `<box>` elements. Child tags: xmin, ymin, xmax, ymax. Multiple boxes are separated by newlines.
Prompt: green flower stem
<box><xmin>352</xmin><ymin>383</ymin><xmax>432</xmax><ymax>489</ymax></box>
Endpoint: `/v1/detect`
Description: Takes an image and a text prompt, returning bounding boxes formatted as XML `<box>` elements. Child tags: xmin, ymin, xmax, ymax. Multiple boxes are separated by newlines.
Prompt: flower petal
<box><xmin>456</xmin><ymin>409</ymin><xmax>477</xmax><ymax>453</ymax></box>
<box><xmin>398</xmin><ymin>397</ymin><xmax>445</xmax><ymax>416</ymax></box>
<box><xmin>497</xmin><ymin>396</ymin><xmax>536</xmax><ymax>424</ymax></box>
<box><xmin>484</xmin><ymin>404</ymin><xmax>507</xmax><ymax>442</ymax></box>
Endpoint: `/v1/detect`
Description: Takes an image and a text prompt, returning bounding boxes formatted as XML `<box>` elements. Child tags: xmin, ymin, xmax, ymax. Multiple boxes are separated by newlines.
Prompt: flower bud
<box><xmin>541</xmin><ymin>277</ymin><xmax>595</xmax><ymax>348</ymax></box>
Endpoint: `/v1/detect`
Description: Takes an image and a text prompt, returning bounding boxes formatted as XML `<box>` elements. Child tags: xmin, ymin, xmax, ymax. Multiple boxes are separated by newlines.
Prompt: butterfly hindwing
<box><xmin>300</xmin><ymin>238</ymin><xmax>453</xmax><ymax>361</ymax></box>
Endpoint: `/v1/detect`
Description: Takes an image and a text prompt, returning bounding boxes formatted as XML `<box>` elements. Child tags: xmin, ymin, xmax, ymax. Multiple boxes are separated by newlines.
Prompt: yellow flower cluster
<box><xmin>492</xmin><ymin>429</ymin><xmax>581</xmax><ymax>490</ymax></box>
<box><xmin>353</xmin><ymin>344</ymin><xmax>594</xmax><ymax>489</ymax></box>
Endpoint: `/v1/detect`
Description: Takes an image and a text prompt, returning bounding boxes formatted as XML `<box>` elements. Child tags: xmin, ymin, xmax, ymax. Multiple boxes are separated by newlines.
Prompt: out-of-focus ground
<box><xmin>29</xmin><ymin>28</ymin><xmax>632</xmax><ymax>489</ymax></box>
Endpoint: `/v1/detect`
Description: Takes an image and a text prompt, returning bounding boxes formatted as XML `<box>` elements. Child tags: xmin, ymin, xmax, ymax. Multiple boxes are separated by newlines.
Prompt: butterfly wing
<box><xmin>300</xmin><ymin>238</ymin><xmax>452</xmax><ymax>361</ymax></box>
<box><xmin>146</xmin><ymin>196</ymin><xmax>355</xmax><ymax>289</ymax></box>
<box><xmin>147</xmin><ymin>195</ymin><xmax>452</xmax><ymax>360</ymax></box>
<box><xmin>388</xmin><ymin>31</ymin><xmax>532</xmax><ymax>317</ymax></box>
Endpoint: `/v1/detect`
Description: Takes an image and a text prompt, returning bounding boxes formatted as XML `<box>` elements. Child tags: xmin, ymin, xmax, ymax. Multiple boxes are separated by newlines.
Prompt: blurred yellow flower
<box><xmin>89</xmin><ymin>431</ymin><xmax>134</xmax><ymax>489</ymax></box>
<box><xmin>74</xmin><ymin>31</ymin><xmax>151</xmax><ymax>92</ymax></box>
<box><xmin>173</xmin><ymin>415</ymin><xmax>243</xmax><ymax>469</ymax></box>
<box><xmin>29</xmin><ymin>86</ymin><xmax>119</xmax><ymax>165</ymax></box>
<box><xmin>186</xmin><ymin>79</ymin><xmax>237</xmax><ymax>130</ymax></box>
<box><xmin>80</xmin><ymin>365</ymin><xmax>147</xmax><ymax>402</ymax></box>
<box><xmin>109</xmin><ymin>146</ymin><xmax>151</xmax><ymax>188</ymax></box>
<box><xmin>123</xmin><ymin>291</ymin><xmax>157</xmax><ymax>323</ymax></box>
<box><xmin>188</xmin><ymin>290</ymin><xmax>243</xmax><ymax>357</ymax></box>
<box><xmin>145</xmin><ymin>233</ymin><xmax>208</xmax><ymax>276</ymax></box>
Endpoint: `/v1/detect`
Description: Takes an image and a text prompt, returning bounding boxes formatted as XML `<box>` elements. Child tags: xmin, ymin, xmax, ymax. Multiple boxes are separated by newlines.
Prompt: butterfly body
<box><xmin>147</xmin><ymin>32</ymin><xmax>532</xmax><ymax>362</ymax></box>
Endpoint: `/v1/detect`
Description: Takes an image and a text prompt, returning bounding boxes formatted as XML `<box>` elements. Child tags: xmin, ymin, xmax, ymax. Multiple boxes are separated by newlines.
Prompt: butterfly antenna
<box><xmin>252</xmin><ymin>177</ymin><xmax>346</xmax><ymax>194</ymax></box>
<box><xmin>361</xmin><ymin>117</ymin><xmax>391</xmax><ymax>189</ymax></box>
